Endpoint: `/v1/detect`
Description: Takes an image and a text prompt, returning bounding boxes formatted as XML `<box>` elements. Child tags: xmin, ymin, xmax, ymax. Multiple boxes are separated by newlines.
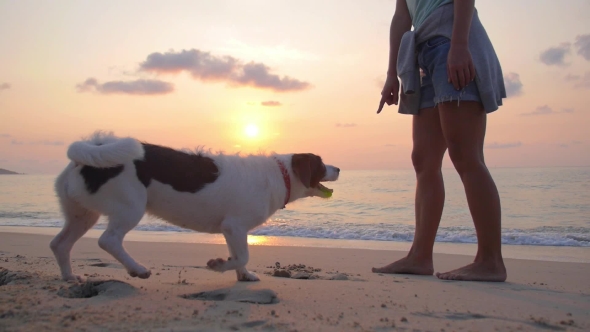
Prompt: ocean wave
<box><xmin>2</xmin><ymin>217</ymin><xmax>588</xmax><ymax>247</ymax></box>
<box><xmin>0</xmin><ymin>211</ymin><xmax>55</xmax><ymax>220</ymax></box>
<box><xmin>249</xmin><ymin>222</ymin><xmax>590</xmax><ymax>247</ymax></box>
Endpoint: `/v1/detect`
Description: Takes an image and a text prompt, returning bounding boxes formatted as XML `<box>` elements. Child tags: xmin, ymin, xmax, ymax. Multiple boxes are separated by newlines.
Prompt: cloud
<box><xmin>539</xmin><ymin>43</ymin><xmax>571</xmax><ymax>66</ymax></box>
<box><xmin>503</xmin><ymin>72</ymin><xmax>523</xmax><ymax>97</ymax></box>
<box><xmin>521</xmin><ymin>105</ymin><xmax>574</xmax><ymax>116</ymax></box>
<box><xmin>558</xmin><ymin>140</ymin><xmax>585</xmax><ymax>148</ymax></box>
<box><xmin>571</xmin><ymin>72</ymin><xmax>590</xmax><ymax>89</ymax></box>
<box><xmin>261</xmin><ymin>100</ymin><xmax>282</xmax><ymax>107</ymax></box>
<box><xmin>139</xmin><ymin>49</ymin><xmax>310</xmax><ymax>92</ymax></box>
<box><xmin>523</xmin><ymin>105</ymin><xmax>553</xmax><ymax>116</ymax></box>
<box><xmin>335</xmin><ymin>123</ymin><xmax>357</xmax><ymax>128</ymax></box>
<box><xmin>0</xmin><ymin>134</ymin><xmax>11</xmax><ymax>138</ymax></box>
<box><xmin>140</xmin><ymin>49</ymin><xmax>237</xmax><ymax>79</ymax></box>
<box><xmin>9</xmin><ymin>139</ymin><xmax>65</xmax><ymax>146</ymax></box>
<box><xmin>19</xmin><ymin>159</ymin><xmax>39</xmax><ymax>164</ymax></box>
<box><xmin>485</xmin><ymin>141</ymin><xmax>522</xmax><ymax>149</ymax></box>
<box><xmin>30</xmin><ymin>140</ymin><xmax>65</xmax><ymax>146</ymax></box>
<box><xmin>574</xmin><ymin>34</ymin><xmax>590</xmax><ymax>61</ymax></box>
<box><xmin>563</xmin><ymin>72</ymin><xmax>590</xmax><ymax>88</ymax></box>
<box><xmin>0</xmin><ymin>82</ymin><xmax>10</xmax><ymax>91</ymax></box>
<box><xmin>232</xmin><ymin>62</ymin><xmax>310</xmax><ymax>91</ymax></box>
<box><xmin>76</xmin><ymin>78</ymin><xmax>174</xmax><ymax>95</ymax></box>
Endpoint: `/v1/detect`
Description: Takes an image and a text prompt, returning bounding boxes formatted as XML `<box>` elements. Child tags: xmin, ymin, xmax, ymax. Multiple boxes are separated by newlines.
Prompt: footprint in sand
<box><xmin>57</xmin><ymin>280</ymin><xmax>136</xmax><ymax>299</ymax></box>
<box><xmin>180</xmin><ymin>288</ymin><xmax>278</xmax><ymax>304</ymax></box>
<box><xmin>267</xmin><ymin>262</ymin><xmax>366</xmax><ymax>281</ymax></box>
<box><xmin>0</xmin><ymin>267</ymin><xmax>32</xmax><ymax>286</ymax></box>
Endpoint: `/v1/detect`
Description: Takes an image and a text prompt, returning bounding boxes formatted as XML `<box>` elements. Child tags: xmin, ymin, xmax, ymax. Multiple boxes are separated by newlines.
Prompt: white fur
<box><xmin>51</xmin><ymin>132</ymin><xmax>339</xmax><ymax>282</ymax></box>
<box><xmin>67</xmin><ymin>131</ymin><xmax>144</xmax><ymax>168</ymax></box>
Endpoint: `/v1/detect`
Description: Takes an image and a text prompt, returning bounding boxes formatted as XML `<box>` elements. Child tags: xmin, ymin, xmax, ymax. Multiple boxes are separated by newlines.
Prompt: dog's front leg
<box><xmin>206</xmin><ymin>220</ymin><xmax>259</xmax><ymax>282</ymax></box>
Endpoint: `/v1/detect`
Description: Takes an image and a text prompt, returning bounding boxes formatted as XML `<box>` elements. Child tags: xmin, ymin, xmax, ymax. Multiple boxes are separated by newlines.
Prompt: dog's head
<box><xmin>291</xmin><ymin>153</ymin><xmax>339</xmax><ymax>198</ymax></box>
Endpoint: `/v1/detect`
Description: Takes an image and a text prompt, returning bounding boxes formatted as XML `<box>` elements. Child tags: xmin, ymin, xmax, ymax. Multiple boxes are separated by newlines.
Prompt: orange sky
<box><xmin>1</xmin><ymin>0</ymin><xmax>589</xmax><ymax>174</ymax></box>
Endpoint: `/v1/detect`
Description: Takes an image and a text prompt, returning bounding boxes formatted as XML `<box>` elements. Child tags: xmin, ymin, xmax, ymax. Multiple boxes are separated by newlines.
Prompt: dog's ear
<box><xmin>292</xmin><ymin>153</ymin><xmax>323</xmax><ymax>188</ymax></box>
<box><xmin>292</xmin><ymin>154</ymin><xmax>312</xmax><ymax>188</ymax></box>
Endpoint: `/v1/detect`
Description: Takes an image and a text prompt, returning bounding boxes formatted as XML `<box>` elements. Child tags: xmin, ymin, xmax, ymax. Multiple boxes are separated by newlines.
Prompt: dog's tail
<box><xmin>67</xmin><ymin>131</ymin><xmax>144</xmax><ymax>168</ymax></box>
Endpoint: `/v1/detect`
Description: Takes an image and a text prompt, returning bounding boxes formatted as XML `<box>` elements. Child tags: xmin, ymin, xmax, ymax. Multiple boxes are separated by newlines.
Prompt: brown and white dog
<box><xmin>50</xmin><ymin>131</ymin><xmax>339</xmax><ymax>282</ymax></box>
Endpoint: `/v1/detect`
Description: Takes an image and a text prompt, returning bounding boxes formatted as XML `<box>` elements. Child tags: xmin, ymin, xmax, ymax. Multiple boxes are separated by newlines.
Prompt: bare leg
<box><xmin>206</xmin><ymin>218</ymin><xmax>259</xmax><ymax>281</ymax></box>
<box><xmin>373</xmin><ymin>107</ymin><xmax>447</xmax><ymax>275</ymax></box>
<box><xmin>435</xmin><ymin>101</ymin><xmax>507</xmax><ymax>282</ymax></box>
<box><xmin>50</xmin><ymin>198</ymin><xmax>100</xmax><ymax>282</ymax></box>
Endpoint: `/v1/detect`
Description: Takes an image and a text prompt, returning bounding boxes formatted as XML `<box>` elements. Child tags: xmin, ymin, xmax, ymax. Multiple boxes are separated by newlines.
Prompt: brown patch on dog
<box><xmin>134</xmin><ymin>144</ymin><xmax>219</xmax><ymax>193</ymax></box>
<box><xmin>291</xmin><ymin>153</ymin><xmax>326</xmax><ymax>188</ymax></box>
<box><xmin>80</xmin><ymin>165</ymin><xmax>124</xmax><ymax>194</ymax></box>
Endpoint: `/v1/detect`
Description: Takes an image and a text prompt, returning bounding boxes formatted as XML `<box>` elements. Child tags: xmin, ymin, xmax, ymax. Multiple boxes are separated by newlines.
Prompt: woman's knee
<box><xmin>411</xmin><ymin>147</ymin><xmax>443</xmax><ymax>174</ymax></box>
<box><xmin>447</xmin><ymin>143</ymin><xmax>484</xmax><ymax>174</ymax></box>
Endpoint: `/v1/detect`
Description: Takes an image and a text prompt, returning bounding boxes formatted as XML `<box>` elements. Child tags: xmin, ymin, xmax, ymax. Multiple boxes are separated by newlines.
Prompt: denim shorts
<box><xmin>417</xmin><ymin>36</ymin><xmax>482</xmax><ymax>110</ymax></box>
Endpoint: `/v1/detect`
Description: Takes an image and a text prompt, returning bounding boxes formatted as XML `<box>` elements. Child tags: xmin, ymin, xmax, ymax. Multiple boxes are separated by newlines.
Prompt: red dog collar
<box><xmin>274</xmin><ymin>158</ymin><xmax>291</xmax><ymax>208</ymax></box>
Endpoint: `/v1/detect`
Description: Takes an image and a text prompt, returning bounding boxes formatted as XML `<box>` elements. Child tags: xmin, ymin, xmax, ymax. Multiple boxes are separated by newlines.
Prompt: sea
<box><xmin>1</xmin><ymin>167</ymin><xmax>589</xmax><ymax>263</ymax></box>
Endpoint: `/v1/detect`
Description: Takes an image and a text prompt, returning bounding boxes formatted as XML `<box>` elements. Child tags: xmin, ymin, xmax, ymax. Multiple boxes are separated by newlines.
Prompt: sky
<box><xmin>0</xmin><ymin>0</ymin><xmax>589</xmax><ymax>174</ymax></box>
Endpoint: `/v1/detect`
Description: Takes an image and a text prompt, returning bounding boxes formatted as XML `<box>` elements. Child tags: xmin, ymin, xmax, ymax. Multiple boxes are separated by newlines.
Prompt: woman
<box><xmin>374</xmin><ymin>0</ymin><xmax>507</xmax><ymax>281</ymax></box>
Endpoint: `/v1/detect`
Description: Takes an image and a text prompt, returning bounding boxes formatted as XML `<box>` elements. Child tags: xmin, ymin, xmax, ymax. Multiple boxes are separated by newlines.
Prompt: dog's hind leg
<box><xmin>50</xmin><ymin>198</ymin><xmax>100</xmax><ymax>282</ymax></box>
<box><xmin>206</xmin><ymin>218</ymin><xmax>260</xmax><ymax>282</ymax></box>
<box><xmin>98</xmin><ymin>203</ymin><xmax>151</xmax><ymax>279</ymax></box>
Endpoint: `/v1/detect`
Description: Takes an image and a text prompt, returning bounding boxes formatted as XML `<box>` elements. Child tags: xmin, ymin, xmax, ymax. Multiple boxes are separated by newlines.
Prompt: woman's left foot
<box><xmin>436</xmin><ymin>259</ymin><xmax>507</xmax><ymax>282</ymax></box>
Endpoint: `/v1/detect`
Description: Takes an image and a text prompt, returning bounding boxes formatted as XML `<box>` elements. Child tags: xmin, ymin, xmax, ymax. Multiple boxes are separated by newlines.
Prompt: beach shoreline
<box><xmin>1</xmin><ymin>231</ymin><xmax>588</xmax><ymax>331</ymax></box>
<box><xmin>1</xmin><ymin>225</ymin><xmax>588</xmax><ymax>264</ymax></box>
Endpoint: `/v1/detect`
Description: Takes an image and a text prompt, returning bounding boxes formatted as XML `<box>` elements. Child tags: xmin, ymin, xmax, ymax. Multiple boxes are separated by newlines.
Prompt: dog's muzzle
<box><xmin>317</xmin><ymin>165</ymin><xmax>340</xmax><ymax>198</ymax></box>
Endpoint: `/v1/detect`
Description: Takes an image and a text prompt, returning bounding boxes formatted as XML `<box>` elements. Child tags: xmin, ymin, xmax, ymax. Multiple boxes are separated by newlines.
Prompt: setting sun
<box><xmin>244</xmin><ymin>124</ymin><xmax>259</xmax><ymax>138</ymax></box>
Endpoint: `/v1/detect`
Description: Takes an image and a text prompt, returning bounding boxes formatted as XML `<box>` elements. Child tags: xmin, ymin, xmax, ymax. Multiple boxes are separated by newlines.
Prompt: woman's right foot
<box><xmin>372</xmin><ymin>255</ymin><xmax>434</xmax><ymax>275</ymax></box>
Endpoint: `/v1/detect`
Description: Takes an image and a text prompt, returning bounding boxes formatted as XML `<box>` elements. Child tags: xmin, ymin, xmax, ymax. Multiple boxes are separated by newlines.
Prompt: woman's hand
<box><xmin>377</xmin><ymin>75</ymin><xmax>400</xmax><ymax>114</ymax></box>
<box><xmin>447</xmin><ymin>42</ymin><xmax>476</xmax><ymax>90</ymax></box>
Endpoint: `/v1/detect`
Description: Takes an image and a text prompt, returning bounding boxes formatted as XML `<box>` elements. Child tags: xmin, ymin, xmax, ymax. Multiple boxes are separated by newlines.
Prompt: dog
<box><xmin>50</xmin><ymin>131</ymin><xmax>339</xmax><ymax>282</ymax></box>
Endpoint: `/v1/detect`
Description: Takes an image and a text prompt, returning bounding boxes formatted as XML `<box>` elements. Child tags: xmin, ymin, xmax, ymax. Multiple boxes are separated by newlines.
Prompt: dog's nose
<box><xmin>335</xmin><ymin>167</ymin><xmax>340</xmax><ymax>173</ymax></box>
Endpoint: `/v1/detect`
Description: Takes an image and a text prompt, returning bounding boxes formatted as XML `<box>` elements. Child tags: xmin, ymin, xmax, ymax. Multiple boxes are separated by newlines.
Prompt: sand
<box><xmin>0</xmin><ymin>232</ymin><xmax>588</xmax><ymax>331</ymax></box>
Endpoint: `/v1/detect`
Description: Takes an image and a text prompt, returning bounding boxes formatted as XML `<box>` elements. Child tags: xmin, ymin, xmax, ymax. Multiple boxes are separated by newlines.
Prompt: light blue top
<box><xmin>406</xmin><ymin>0</ymin><xmax>453</xmax><ymax>29</ymax></box>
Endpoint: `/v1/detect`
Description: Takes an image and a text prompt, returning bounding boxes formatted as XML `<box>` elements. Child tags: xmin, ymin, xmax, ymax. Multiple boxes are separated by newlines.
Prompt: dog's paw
<box><xmin>207</xmin><ymin>258</ymin><xmax>227</xmax><ymax>272</ymax></box>
<box><xmin>128</xmin><ymin>266</ymin><xmax>151</xmax><ymax>279</ymax></box>
<box><xmin>237</xmin><ymin>270</ymin><xmax>260</xmax><ymax>282</ymax></box>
